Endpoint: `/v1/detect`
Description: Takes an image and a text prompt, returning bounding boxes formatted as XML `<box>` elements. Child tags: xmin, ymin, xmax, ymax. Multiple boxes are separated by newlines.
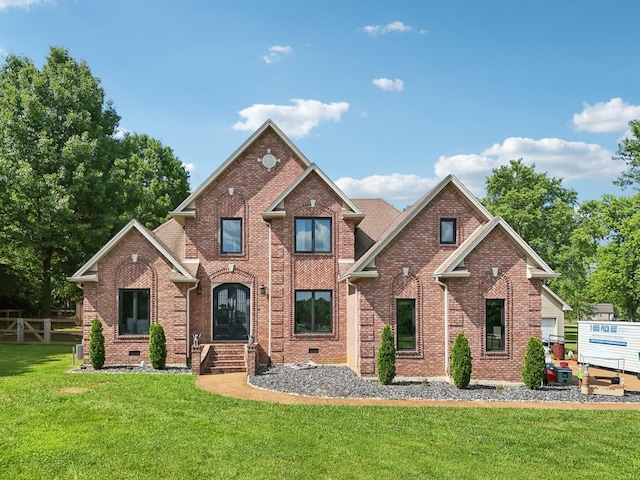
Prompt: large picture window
<box><xmin>486</xmin><ymin>299</ymin><xmax>505</xmax><ymax>351</ymax></box>
<box><xmin>221</xmin><ymin>218</ymin><xmax>242</xmax><ymax>253</ymax></box>
<box><xmin>119</xmin><ymin>289</ymin><xmax>150</xmax><ymax>335</ymax></box>
<box><xmin>440</xmin><ymin>218</ymin><xmax>456</xmax><ymax>244</ymax></box>
<box><xmin>295</xmin><ymin>290</ymin><xmax>332</xmax><ymax>333</ymax></box>
<box><xmin>396</xmin><ymin>299</ymin><xmax>416</xmax><ymax>351</ymax></box>
<box><xmin>295</xmin><ymin>218</ymin><xmax>331</xmax><ymax>253</ymax></box>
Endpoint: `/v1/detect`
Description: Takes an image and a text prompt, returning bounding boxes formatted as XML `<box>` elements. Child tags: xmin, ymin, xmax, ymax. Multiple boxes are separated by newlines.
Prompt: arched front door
<box><xmin>213</xmin><ymin>283</ymin><xmax>250</xmax><ymax>341</ymax></box>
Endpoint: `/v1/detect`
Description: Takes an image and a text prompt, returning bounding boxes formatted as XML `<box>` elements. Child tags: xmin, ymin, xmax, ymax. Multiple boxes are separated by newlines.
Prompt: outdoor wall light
<box><xmin>402</xmin><ymin>267</ymin><xmax>409</xmax><ymax>277</ymax></box>
<box><xmin>228</xmin><ymin>187</ymin><xmax>234</xmax><ymax>196</ymax></box>
<box><xmin>259</xmin><ymin>284</ymin><xmax>266</xmax><ymax>295</ymax></box>
<box><xmin>131</xmin><ymin>253</ymin><xmax>138</xmax><ymax>263</ymax></box>
<box><xmin>196</xmin><ymin>283</ymin><xmax>202</xmax><ymax>295</ymax></box>
<box><xmin>310</xmin><ymin>199</ymin><xmax>316</xmax><ymax>208</ymax></box>
<box><xmin>492</xmin><ymin>267</ymin><xmax>499</xmax><ymax>277</ymax></box>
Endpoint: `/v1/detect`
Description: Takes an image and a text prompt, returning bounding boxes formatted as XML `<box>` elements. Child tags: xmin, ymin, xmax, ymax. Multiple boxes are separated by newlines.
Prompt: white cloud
<box><xmin>336</xmin><ymin>174</ymin><xmax>437</xmax><ymax>205</ymax></box>
<box><xmin>112</xmin><ymin>126</ymin><xmax>130</xmax><ymax>140</ymax></box>
<box><xmin>182</xmin><ymin>162</ymin><xmax>196</xmax><ymax>173</ymax></box>
<box><xmin>338</xmin><ymin>136</ymin><xmax>623</xmax><ymax>206</ymax></box>
<box><xmin>372</xmin><ymin>78</ymin><xmax>404</xmax><ymax>92</ymax></box>
<box><xmin>263</xmin><ymin>45</ymin><xmax>293</xmax><ymax>64</ymax></box>
<box><xmin>361</xmin><ymin>21</ymin><xmax>426</xmax><ymax>36</ymax></box>
<box><xmin>0</xmin><ymin>0</ymin><xmax>47</xmax><ymax>9</ymax></box>
<box><xmin>572</xmin><ymin>97</ymin><xmax>640</xmax><ymax>133</ymax></box>
<box><xmin>434</xmin><ymin>137</ymin><xmax>622</xmax><ymax>196</ymax></box>
<box><xmin>232</xmin><ymin>99</ymin><xmax>349</xmax><ymax>138</ymax></box>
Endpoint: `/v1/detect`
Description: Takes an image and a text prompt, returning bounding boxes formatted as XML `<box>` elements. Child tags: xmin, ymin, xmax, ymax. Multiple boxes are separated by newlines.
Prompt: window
<box><xmin>486</xmin><ymin>299</ymin><xmax>505</xmax><ymax>351</ymax></box>
<box><xmin>119</xmin><ymin>289</ymin><xmax>150</xmax><ymax>335</ymax></box>
<box><xmin>221</xmin><ymin>218</ymin><xmax>242</xmax><ymax>253</ymax></box>
<box><xmin>295</xmin><ymin>290</ymin><xmax>332</xmax><ymax>333</ymax></box>
<box><xmin>396</xmin><ymin>299</ymin><xmax>416</xmax><ymax>351</ymax></box>
<box><xmin>295</xmin><ymin>218</ymin><xmax>331</xmax><ymax>253</ymax></box>
<box><xmin>440</xmin><ymin>218</ymin><xmax>456</xmax><ymax>244</ymax></box>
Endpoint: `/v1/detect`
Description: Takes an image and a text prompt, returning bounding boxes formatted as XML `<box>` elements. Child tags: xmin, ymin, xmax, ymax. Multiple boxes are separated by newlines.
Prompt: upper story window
<box><xmin>440</xmin><ymin>218</ymin><xmax>457</xmax><ymax>244</ymax></box>
<box><xmin>295</xmin><ymin>217</ymin><xmax>331</xmax><ymax>253</ymax></box>
<box><xmin>221</xmin><ymin>218</ymin><xmax>242</xmax><ymax>254</ymax></box>
<box><xmin>119</xmin><ymin>289</ymin><xmax>150</xmax><ymax>335</ymax></box>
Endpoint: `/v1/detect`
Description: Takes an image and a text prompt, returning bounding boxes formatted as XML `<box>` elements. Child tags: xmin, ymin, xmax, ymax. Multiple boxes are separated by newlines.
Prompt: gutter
<box><xmin>434</xmin><ymin>276</ymin><xmax>450</xmax><ymax>376</ymax></box>
<box><xmin>185</xmin><ymin>282</ymin><xmax>199</xmax><ymax>366</ymax></box>
<box><xmin>267</xmin><ymin>221</ymin><xmax>273</xmax><ymax>364</ymax></box>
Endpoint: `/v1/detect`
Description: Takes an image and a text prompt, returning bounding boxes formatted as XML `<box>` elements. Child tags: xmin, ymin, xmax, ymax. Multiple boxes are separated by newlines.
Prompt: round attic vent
<box><xmin>257</xmin><ymin>149</ymin><xmax>281</xmax><ymax>172</ymax></box>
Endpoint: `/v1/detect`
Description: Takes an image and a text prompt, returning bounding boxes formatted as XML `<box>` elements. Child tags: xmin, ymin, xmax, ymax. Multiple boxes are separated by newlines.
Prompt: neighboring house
<box><xmin>541</xmin><ymin>285</ymin><xmax>572</xmax><ymax>344</ymax></box>
<box><xmin>69</xmin><ymin>120</ymin><xmax>563</xmax><ymax>382</ymax></box>
<box><xmin>584</xmin><ymin>303</ymin><xmax>615</xmax><ymax>322</ymax></box>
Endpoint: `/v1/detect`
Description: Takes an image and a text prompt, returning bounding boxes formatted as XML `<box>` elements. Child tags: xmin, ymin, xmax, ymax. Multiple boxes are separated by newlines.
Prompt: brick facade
<box><xmin>71</xmin><ymin>120</ymin><xmax>557</xmax><ymax>383</ymax></box>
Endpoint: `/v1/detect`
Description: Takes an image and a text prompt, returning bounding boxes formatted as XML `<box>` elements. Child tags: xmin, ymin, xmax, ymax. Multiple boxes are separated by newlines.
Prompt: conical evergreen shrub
<box><xmin>149</xmin><ymin>323</ymin><xmax>167</xmax><ymax>369</ymax></box>
<box><xmin>450</xmin><ymin>332</ymin><xmax>472</xmax><ymax>389</ymax></box>
<box><xmin>522</xmin><ymin>337</ymin><xmax>546</xmax><ymax>389</ymax></box>
<box><xmin>89</xmin><ymin>318</ymin><xmax>105</xmax><ymax>369</ymax></box>
<box><xmin>377</xmin><ymin>323</ymin><xmax>396</xmax><ymax>385</ymax></box>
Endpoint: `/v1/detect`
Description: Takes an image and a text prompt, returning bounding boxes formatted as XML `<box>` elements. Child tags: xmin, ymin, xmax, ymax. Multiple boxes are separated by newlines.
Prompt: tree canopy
<box><xmin>0</xmin><ymin>47</ymin><xmax>190</xmax><ymax>316</ymax></box>
<box><xmin>614</xmin><ymin>120</ymin><xmax>640</xmax><ymax>189</ymax></box>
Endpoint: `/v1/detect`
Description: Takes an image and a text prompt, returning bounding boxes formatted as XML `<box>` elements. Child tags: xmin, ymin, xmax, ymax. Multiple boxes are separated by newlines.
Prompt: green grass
<box><xmin>564</xmin><ymin>324</ymin><xmax>578</xmax><ymax>355</ymax></box>
<box><xmin>2</xmin><ymin>345</ymin><xmax>640</xmax><ymax>479</ymax></box>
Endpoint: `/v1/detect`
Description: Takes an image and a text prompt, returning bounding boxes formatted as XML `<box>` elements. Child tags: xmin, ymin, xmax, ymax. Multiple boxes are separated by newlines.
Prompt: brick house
<box><xmin>69</xmin><ymin>120</ymin><xmax>560</xmax><ymax>382</ymax></box>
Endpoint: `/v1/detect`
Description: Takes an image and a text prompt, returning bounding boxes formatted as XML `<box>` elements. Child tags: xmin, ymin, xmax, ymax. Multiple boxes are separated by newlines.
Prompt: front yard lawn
<box><xmin>1</xmin><ymin>344</ymin><xmax>639</xmax><ymax>479</ymax></box>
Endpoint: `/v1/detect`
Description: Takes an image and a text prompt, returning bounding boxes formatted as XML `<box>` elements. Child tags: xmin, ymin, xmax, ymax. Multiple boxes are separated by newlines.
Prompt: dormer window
<box><xmin>440</xmin><ymin>218</ymin><xmax>456</xmax><ymax>244</ymax></box>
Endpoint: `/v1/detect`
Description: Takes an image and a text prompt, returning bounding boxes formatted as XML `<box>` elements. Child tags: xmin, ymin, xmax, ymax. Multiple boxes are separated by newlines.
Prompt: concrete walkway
<box><xmin>195</xmin><ymin>368</ymin><xmax>640</xmax><ymax>410</ymax></box>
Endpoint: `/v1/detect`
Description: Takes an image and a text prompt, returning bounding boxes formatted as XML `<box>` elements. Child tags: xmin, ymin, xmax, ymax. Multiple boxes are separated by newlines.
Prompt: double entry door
<box><xmin>213</xmin><ymin>283</ymin><xmax>250</xmax><ymax>341</ymax></box>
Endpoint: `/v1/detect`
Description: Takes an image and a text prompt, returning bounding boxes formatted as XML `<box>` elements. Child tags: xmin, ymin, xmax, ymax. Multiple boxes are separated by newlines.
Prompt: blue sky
<box><xmin>1</xmin><ymin>0</ymin><xmax>639</xmax><ymax>208</ymax></box>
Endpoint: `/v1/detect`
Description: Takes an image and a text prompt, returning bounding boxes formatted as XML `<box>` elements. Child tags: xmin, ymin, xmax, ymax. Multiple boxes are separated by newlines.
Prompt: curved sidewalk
<box><xmin>195</xmin><ymin>372</ymin><xmax>640</xmax><ymax>410</ymax></box>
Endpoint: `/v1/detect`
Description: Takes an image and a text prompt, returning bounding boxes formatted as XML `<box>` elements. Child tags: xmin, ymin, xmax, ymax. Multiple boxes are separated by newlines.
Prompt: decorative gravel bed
<box><xmin>249</xmin><ymin>364</ymin><xmax>640</xmax><ymax>404</ymax></box>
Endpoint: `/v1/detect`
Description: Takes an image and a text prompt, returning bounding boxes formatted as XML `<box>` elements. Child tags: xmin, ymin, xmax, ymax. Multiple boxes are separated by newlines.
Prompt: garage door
<box><xmin>541</xmin><ymin>318</ymin><xmax>556</xmax><ymax>344</ymax></box>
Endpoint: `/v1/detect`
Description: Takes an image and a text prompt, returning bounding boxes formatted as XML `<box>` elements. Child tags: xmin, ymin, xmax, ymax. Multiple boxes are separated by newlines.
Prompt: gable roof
<box><xmin>542</xmin><ymin>285</ymin><xmax>572</xmax><ymax>311</ymax></box>
<box><xmin>261</xmin><ymin>163</ymin><xmax>365</xmax><ymax>222</ymax></box>
<box><xmin>67</xmin><ymin>219</ymin><xmax>197</xmax><ymax>283</ymax></box>
<box><xmin>352</xmin><ymin>198</ymin><xmax>401</xmax><ymax>259</ymax></box>
<box><xmin>171</xmin><ymin>119</ymin><xmax>312</xmax><ymax>222</ymax></box>
<box><xmin>432</xmin><ymin>216</ymin><xmax>558</xmax><ymax>279</ymax></box>
<box><xmin>342</xmin><ymin>174</ymin><xmax>493</xmax><ymax>279</ymax></box>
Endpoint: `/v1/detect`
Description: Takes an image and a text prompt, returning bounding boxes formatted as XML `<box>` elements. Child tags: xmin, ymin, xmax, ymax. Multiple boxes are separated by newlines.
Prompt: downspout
<box><xmin>347</xmin><ymin>280</ymin><xmax>359</xmax><ymax>370</ymax></box>
<box><xmin>267</xmin><ymin>221</ymin><xmax>273</xmax><ymax>364</ymax></box>
<box><xmin>186</xmin><ymin>282</ymin><xmax>199</xmax><ymax>366</ymax></box>
<box><xmin>434</xmin><ymin>276</ymin><xmax>449</xmax><ymax>376</ymax></box>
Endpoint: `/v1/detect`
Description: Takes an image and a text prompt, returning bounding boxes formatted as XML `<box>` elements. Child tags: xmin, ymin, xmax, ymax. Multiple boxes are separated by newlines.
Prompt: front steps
<box><xmin>203</xmin><ymin>343</ymin><xmax>246</xmax><ymax>374</ymax></box>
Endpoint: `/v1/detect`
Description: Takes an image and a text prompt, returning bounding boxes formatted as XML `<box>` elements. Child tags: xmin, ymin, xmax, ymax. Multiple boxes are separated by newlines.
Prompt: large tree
<box><xmin>113</xmin><ymin>133</ymin><xmax>190</xmax><ymax>229</ymax></box>
<box><xmin>587</xmin><ymin>194</ymin><xmax>640</xmax><ymax>321</ymax></box>
<box><xmin>614</xmin><ymin>119</ymin><xmax>640</xmax><ymax>189</ymax></box>
<box><xmin>482</xmin><ymin>159</ymin><xmax>579</xmax><ymax>266</ymax></box>
<box><xmin>481</xmin><ymin>159</ymin><xmax>583</xmax><ymax>313</ymax></box>
<box><xmin>0</xmin><ymin>47</ymin><xmax>190</xmax><ymax>316</ymax></box>
<box><xmin>0</xmin><ymin>47</ymin><xmax>120</xmax><ymax>316</ymax></box>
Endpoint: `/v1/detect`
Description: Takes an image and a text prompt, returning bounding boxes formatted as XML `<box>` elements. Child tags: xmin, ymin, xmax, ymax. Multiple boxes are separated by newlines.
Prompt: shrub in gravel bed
<box><xmin>451</xmin><ymin>332</ymin><xmax>472</xmax><ymax>389</ymax></box>
<box><xmin>522</xmin><ymin>336</ymin><xmax>546</xmax><ymax>389</ymax></box>
<box><xmin>377</xmin><ymin>324</ymin><xmax>396</xmax><ymax>385</ymax></box>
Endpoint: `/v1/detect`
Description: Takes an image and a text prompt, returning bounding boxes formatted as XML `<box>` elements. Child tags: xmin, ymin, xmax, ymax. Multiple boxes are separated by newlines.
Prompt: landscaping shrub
<box><xmin>377</xmin><ymin>323</ymin><xmax>396</xmax><ymax>385</ymax></box>
<box><xmin>149</xmin><ymin>323</ymin><xmax>167</xmax><ymax>369</ymax></box>
<box><xmin>450</xmin><ymin>332</ymin><xmax>472</xmax><ymax>389</ymax></box>
<box><xmin>522</xmin><ymin>336</ymin><xmax>546</xmax><ymax>389</ymax></box>
<box><xmin>89</xmin><ymin>318</ymin><xmax>105</xmax><ymax>369</ymax></box>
